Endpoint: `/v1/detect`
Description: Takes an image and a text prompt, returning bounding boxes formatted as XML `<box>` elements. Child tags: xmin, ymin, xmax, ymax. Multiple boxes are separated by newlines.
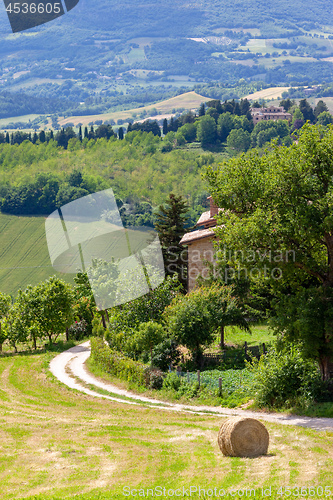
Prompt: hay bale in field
<box><xmin>217</xmin><ymin>417</ymin><xmax>269</xmax><ymax>458</ymax></box>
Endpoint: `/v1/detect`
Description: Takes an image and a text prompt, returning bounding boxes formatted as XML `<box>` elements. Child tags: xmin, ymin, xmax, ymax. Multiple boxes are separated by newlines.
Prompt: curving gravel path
<box><xmin>49</xmin><ymin>341</ymin><xmax>333</xmax><ymax>431</ymax></box>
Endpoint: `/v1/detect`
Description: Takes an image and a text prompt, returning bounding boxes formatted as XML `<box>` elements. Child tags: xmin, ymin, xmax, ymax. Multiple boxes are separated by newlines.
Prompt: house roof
<box><xmin>180</xmin><ymin>227</ymin><xmax>216</xmax><ymax>245</ymax></box>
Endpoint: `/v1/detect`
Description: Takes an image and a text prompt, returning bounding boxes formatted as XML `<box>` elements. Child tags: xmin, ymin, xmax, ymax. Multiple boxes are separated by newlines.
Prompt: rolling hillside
<box><xmin>0</xmin><ymin>214</ymin><xmax>73</xmax><ymax>296</ymax></box>
<box><xmin>59</xmin><ymin>91</ymin><xmax>210</xmax><ymax>127</ymax></box>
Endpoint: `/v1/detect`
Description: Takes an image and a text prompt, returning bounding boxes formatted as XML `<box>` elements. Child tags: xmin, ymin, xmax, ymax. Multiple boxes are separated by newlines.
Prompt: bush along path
<box><xmin>49</xmin><ymin>341</ymin><xmax>333</xmax><ymax>431</ymax></box>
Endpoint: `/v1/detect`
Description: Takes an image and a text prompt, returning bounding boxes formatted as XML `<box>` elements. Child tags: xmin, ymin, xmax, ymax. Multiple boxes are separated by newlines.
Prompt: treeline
<box><xmin>0</xmin><ymin>130</ymin><xmax>211</xmax><ymax>221</ymax></box>
<box><xmin>0</xmin><ymin>91</ymin><xmax>72</xmax><ymax>119</ymax></box>
<box><xmin>0</xmin><ymin>123</ymin><xmax>124</xmax><ymax>149</ymax></box>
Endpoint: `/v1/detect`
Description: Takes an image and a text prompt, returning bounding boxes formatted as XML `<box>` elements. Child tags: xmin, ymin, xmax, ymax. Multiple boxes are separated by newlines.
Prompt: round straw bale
<box><xmin>217</xmin><ymin>417</ymin><xmax>269</xmax><ymax>458</ymax></box>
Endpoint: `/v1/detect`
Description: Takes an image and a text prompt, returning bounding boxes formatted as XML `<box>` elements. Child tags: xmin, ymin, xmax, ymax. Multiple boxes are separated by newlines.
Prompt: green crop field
<box><xmin>0</xmin><ymin>213</ymin><xmax>72</xmax><ymax>297</ymax></box>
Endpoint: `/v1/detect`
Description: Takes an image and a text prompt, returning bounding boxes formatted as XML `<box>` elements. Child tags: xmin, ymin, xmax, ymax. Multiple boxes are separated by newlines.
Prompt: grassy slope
<box><xmin>59</xmin><ymin>91</ymin><xmax>210</xmax><ymax>127</ymax></box>
<box><xmin>0</xmin><ymin>348</ymin><xmax>332</xmax><ymax>499</ymax></box>
<box><xmin>0</xmin><ymin>213</ymin><xmax>72</xmax><ymax>296</ymax></box>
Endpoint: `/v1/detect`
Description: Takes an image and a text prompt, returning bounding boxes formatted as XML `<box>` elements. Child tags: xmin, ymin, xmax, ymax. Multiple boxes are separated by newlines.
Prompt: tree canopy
<box><xmin>205</xmin><ymin>123</ymin><xmax>333</xmax><ymax>379</ymax></box>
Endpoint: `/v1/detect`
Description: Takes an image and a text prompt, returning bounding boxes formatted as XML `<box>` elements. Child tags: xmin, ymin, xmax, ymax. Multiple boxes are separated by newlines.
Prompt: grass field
<box><xmin>244</xmin><ymin>87</ymin><xmax>290</xmax><ymax>100</ymax></box>
<box><xmin>59</xmin><ymin>91</ymin><xmax>210</xmax><ymax>127</ymax></box>
<box><xmin>0</xmin><ymin>345</ymin><xmax>332</xmax><ymax>499</ymax></box>
<box><xmin>0</xmin><ymin>114</ymin><xmax>41</xmax><ymax>128</ymax></box>
<box><xmin>0</xmin><ymin>213</ymin><xmax>73</xmax><ymax>297</ymax></box>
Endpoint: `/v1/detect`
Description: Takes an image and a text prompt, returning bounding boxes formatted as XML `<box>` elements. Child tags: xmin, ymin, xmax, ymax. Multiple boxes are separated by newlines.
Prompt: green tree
<box><xmin>199</xmin><ymin>102</ymin><xmax>206</xmax><ymax>116</ymax></box>
<box><xmin>217</xmin><ymin>112</ymin><xmax>234</xmax><ymax>142</ymax></box>
<box><xmin>164</xmin><ymin>287</ymin><xmax>213</xmax><ymax>366</ymax></box>
<box><xmin>134</xmin><ymin>321</ymin><xmax>166</xmax><ymax>365</ymax></box>
<box><xmin>36</xmin><ymin>277</ymin><xmax>75</xmax><ymax>344</ymax></box>
<box><xmin>292</xmin><ymin>107</ymin><xmax>304</xmax><ymax>125</ymax></box>
<box><xmin>205</xmin><ymin>123</ymin><xmax>333</xmax><ymax>380</ymax></box>
<box><xmin>87</xmin><ymin>258</ymin><xmax>120</xmax><ymax>327</ymax></box>
<box><xmin>314</xmin><ymin>100</ymin><xmax>329</xmax><ymax>119</ymax></box>
<box><xmin>227</xmin><ymin>129</ymin><xmax>251</xmax><ymax>152</ymax></box>
<box><xmin>299</xmin><ymin>99</ymin><xmax>315</xmax><ymax>123</ymax></box>
<box><xmin>196</xmin><ymin>115</ymin><xmax>217</xmax><ymax>147</ymax></box>
<box><xmin>154</xmin><ymin>193</ymin><xmax>191</xmax><ymax>288</ymax></box>
<box><xmin>0</xmin><ymin>292</ymin><xmax>11</xmax><ymax>351</ymax></box>
<box><xmin>317</xmin><ymin>111</ymin><xmax>333</xmax><ymax>126</ymax></box>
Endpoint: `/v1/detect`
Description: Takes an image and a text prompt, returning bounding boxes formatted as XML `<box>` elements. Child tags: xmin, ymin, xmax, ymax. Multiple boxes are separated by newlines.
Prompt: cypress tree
<box><xmin>84</xmin><ymin>126</ymin><xmax>88</xmax><ymax>139</ymax></box>
<box><xmin>78</xmin><ymin>125</ymin><xmax>82</xmax><ymax>142</ymax></box>
<box><xmin>199</xmin><ymin>103</ymin><xmax>205</xmax><ymax>116</ymax></box>
<box><xmin>118</xmin><ymin>127</ymin><xmax>124</xmax><ymax>140</ymax></box>
<box><xmin>154</xmin><ymin>193</ymin><xmax>192</xmax><ymax>290</ymax></box>
<box><xmin>5</xmin><ymin>132</ymin><xmax>9</xmax><ymax>143</ymax></box>
<box><xmin>39</xmin><ymin>130</ymin><xmax>46</xmax><ymax>143</ymax></box>
<box><xmin>163</xmin><ymin>118</ymin><xmax>168</xmax><ymax>135</ymax></box>
<box><xmin>88</xmin><ymin>125</ymin><xmax>95</xmax><ymax>140</ymax></box>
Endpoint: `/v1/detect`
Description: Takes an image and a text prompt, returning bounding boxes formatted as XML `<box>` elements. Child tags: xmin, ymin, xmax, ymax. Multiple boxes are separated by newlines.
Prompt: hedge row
<box><xmin>90</xmin><ymin>337</ymin><xmax>147</xmax><ymax>386</ymax></box>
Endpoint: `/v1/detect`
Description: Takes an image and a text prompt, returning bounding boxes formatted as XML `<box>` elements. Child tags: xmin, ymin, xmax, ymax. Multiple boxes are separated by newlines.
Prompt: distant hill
<box><xmin>59</xmin><ymin>91</ymin><xmax>210</xmax><ymax>127</ymax></box>
<box><xmin>1</xmin><ymin>0</ymin><xmax>333</xmax><ymax>119</ymax></box>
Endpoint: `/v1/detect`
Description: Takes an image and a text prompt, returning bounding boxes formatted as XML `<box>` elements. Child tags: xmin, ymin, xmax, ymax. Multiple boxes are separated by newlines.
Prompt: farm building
<box><xmin>251</xmin><ymin>105</ymin><xmax>292</xmax><ymax>124</ymax></box>
<box><xmin>180</xmin><ymin>196</ymin><xmax>220</xmax><ymax>291</ymax></box>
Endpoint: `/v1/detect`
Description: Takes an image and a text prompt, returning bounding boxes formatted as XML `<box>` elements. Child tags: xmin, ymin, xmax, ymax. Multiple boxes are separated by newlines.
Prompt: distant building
<box><xmin>180</xmin><ymin>196</ymin><xmax>220</xmax><ymax>292</ymax></box>
<box><xmin>251</xmin><ymin>105</ymin><xmax>292</xmax><ymax>124</ymax></box>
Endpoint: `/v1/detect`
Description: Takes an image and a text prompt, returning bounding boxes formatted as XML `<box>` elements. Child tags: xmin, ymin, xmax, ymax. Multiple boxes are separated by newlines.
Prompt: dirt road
<box><xmin>49</xmin><ymin>341</ymin><xmax>333</xmax><ymax>431</ymax></box>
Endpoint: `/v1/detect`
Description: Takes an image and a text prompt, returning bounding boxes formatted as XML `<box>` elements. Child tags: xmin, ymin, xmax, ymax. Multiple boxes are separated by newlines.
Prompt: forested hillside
<box><xmin>1</xmin><ymin>0</ymin><xmax>333</xmax><ymax>122</ymax></box>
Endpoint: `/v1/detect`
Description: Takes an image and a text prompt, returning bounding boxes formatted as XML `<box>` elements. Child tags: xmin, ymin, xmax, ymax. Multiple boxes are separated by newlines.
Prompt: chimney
<box><xmin>208</xmin><ymin>195</ymin><xmax>218</xmax><ymax>218</ymax></box>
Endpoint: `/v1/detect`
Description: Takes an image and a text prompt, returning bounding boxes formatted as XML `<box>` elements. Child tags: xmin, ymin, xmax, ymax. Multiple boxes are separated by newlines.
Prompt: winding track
<box><xmin>49</xmin><ymin>341</ymin><xmax>333</xmax><ymax>431</ymax></box>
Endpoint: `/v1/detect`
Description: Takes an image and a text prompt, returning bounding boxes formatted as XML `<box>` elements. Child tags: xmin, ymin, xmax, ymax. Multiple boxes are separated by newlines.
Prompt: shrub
<box><xmin>90</xmin><ymin>337</ymin><xmax>147</xmax><ymax>386</ymax></box>
<box><xmin>252</xmin><ymin>345</ymin><xmax>329</xmax><ymax>408</ymax></box>
<box><xmin>68</xmin><ymin>319</ymin><xmax>88</xmax><ymax>340</ymax></box>
<box><xmin>162</xmin><ymin>372</ymin><xmax>181</xmax><ymax>391</ymax></box>
<box><xmin>144</xmin><ymin>367</ymin><xmax>165</xmax><ymax>389</ymax></box>
<box><xmin>151</xmin><ymin>338</ymin><xmax>181</xmax><ymax>371</ymax></box>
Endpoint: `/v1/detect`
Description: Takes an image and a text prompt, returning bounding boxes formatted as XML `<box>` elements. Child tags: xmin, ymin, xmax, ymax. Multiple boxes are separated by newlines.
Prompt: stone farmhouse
<box><xmin>180</xmin><ymin>196</ymin><xmax>220</xmax><ymax>291</ymax></box>
<box><xmin>251</xmin><ymin>105</ymin><xmax>292</xmax><ymax>124</ymax></box>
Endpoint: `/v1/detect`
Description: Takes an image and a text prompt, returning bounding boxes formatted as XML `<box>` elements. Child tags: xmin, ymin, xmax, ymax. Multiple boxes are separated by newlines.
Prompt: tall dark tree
<box><xmin>163</xmin><ymin>118</ymin><xmax>168</xmax><ymax>136</ymax></box>
<box><xmin>199</xmin><ymin>102</ymin><xmax>206</xmax><ymax>116</ymax></box>
<box><xmin>88</xmin><ymin>125</ymin><xmax>95</xmax><ymax>140</ymax></box>
<box><xmin>84</xmin><ymin>126</ymin><xmax>89</xmax><ymax>139</ymax></box>
<box><xmin>78</xmin><ymin>125</ymin><xmax>82</xmax><ymax>142</ymax></box>
<box><xmin>5</xmin><ymin>132</ymin><xmax>9</xmax><ymax>143</ymax></box>
<box><xmin>299</xmin><ymin>99</ymin><xmax>315</xmax><ymax>123</ymax></box>
<box><xmin>118</xmin><ymin>127</ymin><xmax>124</xmax><ymax>140</ymax></box>
<box><xmin>280</xmin><ymin>98</ymin><xmax>294</xmax><ymax>112</ymax></box>
<box><xmin>32</xmin><ymin>132</ymin><xmax>38</xmax><ymax>144</ymax></box>
<box><xmin>39</xmin><ymin>130</ymin><xmax>46</xmax><ymax>143</ymax></box>
<box><xmin>314</xmin><ymin>100</ymin><xmax>329</xmax><ymax>119</ymax></box>
<box><xmin>154</xmin><ymin>193</ymin><xmax>192</xmax><ymax>290</ymax></box>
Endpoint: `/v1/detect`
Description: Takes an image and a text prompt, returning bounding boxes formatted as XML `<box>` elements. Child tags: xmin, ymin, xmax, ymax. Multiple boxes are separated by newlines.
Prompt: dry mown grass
<box><xmin>0</xmin><ymin>350</ymin><xmax>332</xmax><ymax>499</ymax></box>
<box><xmin>59</xmin><ymin>91</ymin><xmax>210</xmax><ymax>127</ymax></box>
